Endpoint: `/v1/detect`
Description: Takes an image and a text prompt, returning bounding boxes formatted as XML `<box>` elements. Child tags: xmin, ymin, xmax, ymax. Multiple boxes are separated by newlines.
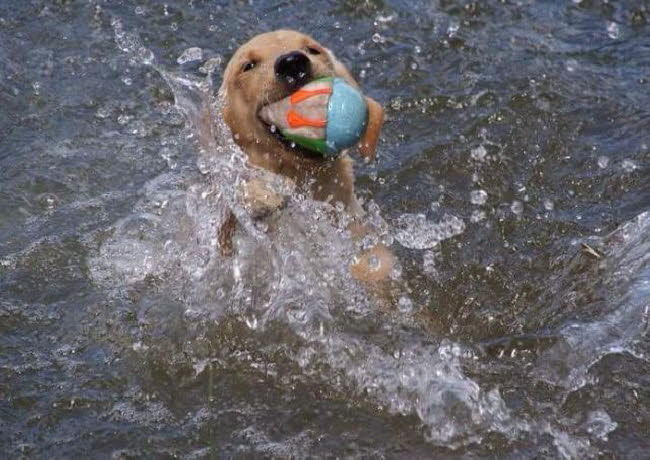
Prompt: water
<box><xmin>1</xmin><ymin>0</ymin><xmax>649</xmax><ymax>457</ymax></box>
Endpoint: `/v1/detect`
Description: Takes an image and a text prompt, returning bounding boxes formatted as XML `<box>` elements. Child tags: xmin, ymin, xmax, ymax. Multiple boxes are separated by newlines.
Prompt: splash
<box><xmin>86</xmin><ymin>20</ymin><xmax>607</xmax><ymax>454</ymax></box>
<box><xmin>533</xmin><ymin>212</ymin><xmax>650</xmax><ymax>390</ymax></box>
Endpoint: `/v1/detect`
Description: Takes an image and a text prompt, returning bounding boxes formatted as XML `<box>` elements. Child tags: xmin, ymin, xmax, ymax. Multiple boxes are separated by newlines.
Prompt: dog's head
<box><xmin>220</xmin><ymin>30</ymin><xmax>383</xmax><ymax>164</ymax></box>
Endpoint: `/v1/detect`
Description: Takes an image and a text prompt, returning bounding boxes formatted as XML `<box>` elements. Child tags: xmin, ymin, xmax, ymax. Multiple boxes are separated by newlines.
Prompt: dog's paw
<box><xmin>350</xmin><ymin>243</ymin><xmax>395</xmax><ymax>283</ymax></box>
<box><xmin>241</xmin><ymin>177</ymin><xmax>289</xmax><ymax>219</ymax></box>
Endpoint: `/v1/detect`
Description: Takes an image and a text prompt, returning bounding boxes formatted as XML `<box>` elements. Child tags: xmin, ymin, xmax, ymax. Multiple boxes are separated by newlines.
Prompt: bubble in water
<box><xmin>170</xmin><ymin>22</ymin><xmax>178</xmax><ymax>31</ymax></box>
<box><xmin>511</xmin><ymin>200</ymin><xmax>524</xmax><ymax>216</ymax></box>
<box><xmin>607</xmin><ymin>22</ymin><xmax>620</xmax><ymax>39</ymax></box>
<box><xmin>470</xmin><ymin>190</ymin><xmax>488</xmax><ymax>205</ymax></box>
<box><xmin>367</xmin><ymin>254</ymin><xmax>381</xmax><ymax>272</ymax></box>
<box><xmin>414</xmin><ymin>45</ymin><xmax>422</xmax><ymax>54</ymax></box>
<box><xmin>584</xmin><ymin>410</ymin><xmax>618</xmax><ymax>441</ymax></box>
<box><xmin>470</xmin><ymin>209</ymin><xmax>486</xmax><ymax>223</ymax></box>
<box><xmin>394</xmin><ymin>213</ymin><xmax>465</xmax><ymax>250</ymax></box>
<box><xmin>597</xmin><ymin>155</ymin><xmax>609</xmax><ymax>169</ymax></box>
<box><xmin>177</xmin><ymin>47</ymin><xmax>203</xmax><ymax>65</ymax></box>
<box><xmin>390</xmin><ymin>97</ymin><xmax>403</xmax><ymax>111</ymax></box>
<box><xmin>422</xmin><ymin>250</ymin><xmax>437</xmax><ymax>276</ymax></box>
<box><xmin>136</xmin><ymin>46</ymin><xmax>154</xmax><ymax>66</ymax></box>
<box><xmin>134</xmin><ymin>6</ymin><xmax>145</xmax><ymax>15</ymax></box>
<box><xmin>95</xmin><ymin>106</ymin><xmax>111</xmax><ymax>119</ymax></box>
<box><xmin>371</xmin><ymin>33</ymin><xmax>385</xmax><ymax>44</ymax></box>
<box><xmin>543</xmin><ymin>199</ymin><xmax>554</xmax><ymax>211</ymax></box>
<box><xmin>565</xmin><ymin>59</ymin><xmax>578</xmax><ymax>72</ymax></box>
<box><xmin>621</xmin><ymin>159</ymin><xmax>637</xmax><ymax>173</ymax></box>
<box><xmin>397</xmin><ymin>296</ymin><xmax>413</xmax><ymax>313</ymax></box>
<box><xmin>447</xmin><ymin>20</ymin><xmax>460</xmax><ymax>36</ymax></box>
<box><xmin>38</xmin><ymin>193</ymin><xmax>59</xmax><ymax>210</ymax></box>
<box><xmin>122</xmin><ymin>77</ymin><xmax>133</xmax><ymax>86</ymax></box>
<box><xmin>471</xmin><ymin>145</ymin><xmax>487</xmax><ymax>161</ymax></box>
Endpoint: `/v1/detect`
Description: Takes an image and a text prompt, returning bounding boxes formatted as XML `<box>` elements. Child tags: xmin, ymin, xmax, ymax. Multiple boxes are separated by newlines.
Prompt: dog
<box><xmin>218</xmin><ymin>29</ymin><xmax>393</xmax><ymax>283</ymax></box>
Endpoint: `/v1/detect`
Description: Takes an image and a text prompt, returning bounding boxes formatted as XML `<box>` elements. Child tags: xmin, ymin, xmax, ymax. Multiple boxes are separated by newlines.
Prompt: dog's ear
<box><xmin>326</xmin><ymin>48</ymin><xmax>383</xmax><ymax>161</ymax></box>
<box><xmin>359</xmin><ymin>96</ymin><xmax>383</xmax><ymax>161</ymax></box>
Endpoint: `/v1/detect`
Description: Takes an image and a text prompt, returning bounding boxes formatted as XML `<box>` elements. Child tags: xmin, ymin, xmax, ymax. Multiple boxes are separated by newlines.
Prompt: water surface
<box><xmin>1</xmin><ymin>0</ymin><xmax>649</xmax><ymax>457</ymax></box>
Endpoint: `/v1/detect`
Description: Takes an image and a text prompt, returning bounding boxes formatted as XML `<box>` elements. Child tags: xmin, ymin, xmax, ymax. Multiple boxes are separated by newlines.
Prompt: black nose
<box><xmin>274</xmin><ymin>51</ymin><xmax>311</xmax><ymax>90</ymax></box>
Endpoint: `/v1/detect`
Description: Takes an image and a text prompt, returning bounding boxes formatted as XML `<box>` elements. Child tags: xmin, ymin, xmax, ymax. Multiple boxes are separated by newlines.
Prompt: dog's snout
<box><xmin>275</xmin><ymin>51</ymin><xmax>311</xmax><ymax>90</ymax></box>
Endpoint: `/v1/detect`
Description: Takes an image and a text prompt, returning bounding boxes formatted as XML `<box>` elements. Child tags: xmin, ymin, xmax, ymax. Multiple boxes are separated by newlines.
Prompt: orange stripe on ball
<box><xmin>290</xmin><ymin>87</ymin><xmax>332</xmax><ymax>104</ymax></box>
<box><xmin>287</xmin><ymin>110</ymin><xmax>327</xmax><ymax>128</ymax></box>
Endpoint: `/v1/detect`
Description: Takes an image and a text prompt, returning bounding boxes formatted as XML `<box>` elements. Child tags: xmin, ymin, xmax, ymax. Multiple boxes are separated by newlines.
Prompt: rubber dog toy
<box><xmin>259</xmin><ymin>77</ymin><xmax>368</xmax><ymax>157</ymax></box>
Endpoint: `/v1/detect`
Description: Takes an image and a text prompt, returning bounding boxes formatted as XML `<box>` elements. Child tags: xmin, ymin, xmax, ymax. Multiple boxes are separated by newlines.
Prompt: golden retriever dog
<box><xmin>218</xmin><ymin>29</ymin><xmax>393</xmax><ymax>283</ymax></box>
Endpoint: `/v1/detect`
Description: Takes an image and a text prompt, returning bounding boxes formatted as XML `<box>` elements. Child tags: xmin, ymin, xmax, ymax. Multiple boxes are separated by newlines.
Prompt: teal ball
<box><xmin>324</xmin><ymin>78</ymin><xmax>368</xmax><ymax>155</ymax></box>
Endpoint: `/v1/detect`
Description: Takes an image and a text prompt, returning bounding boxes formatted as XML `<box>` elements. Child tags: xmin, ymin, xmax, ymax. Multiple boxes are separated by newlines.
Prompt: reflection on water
<box><xmin>1</xmin><ymin>0</ymin><xmax>649</xmax><ymax>457</ymax></box>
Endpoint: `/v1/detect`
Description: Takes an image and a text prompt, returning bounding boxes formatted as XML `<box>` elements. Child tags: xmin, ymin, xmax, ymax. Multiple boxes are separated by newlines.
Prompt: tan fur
<box><xmin>220</xmin><ymin>30</ymin><xmax>392</xmax><ymax>282</ymax></box>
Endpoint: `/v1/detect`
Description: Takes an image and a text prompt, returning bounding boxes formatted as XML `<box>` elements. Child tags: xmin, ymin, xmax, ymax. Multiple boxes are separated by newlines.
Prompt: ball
<box><xmin>258</xmin><ymin>77</ymin><xmax>368</xmax><ymax>158</ymax></box>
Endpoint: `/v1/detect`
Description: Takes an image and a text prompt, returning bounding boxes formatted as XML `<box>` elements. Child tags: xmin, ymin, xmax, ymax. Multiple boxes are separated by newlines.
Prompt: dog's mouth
<box><xmin>258</xmin><ymin>115</ymin><xmax>325</xmax><ymax>161</ymax></box>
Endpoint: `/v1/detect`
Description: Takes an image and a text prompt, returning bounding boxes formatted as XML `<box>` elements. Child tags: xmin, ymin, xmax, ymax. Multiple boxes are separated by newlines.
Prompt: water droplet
<box><xmin>390</xmin><ymin>97</ymin><xmax>403</xmax><ymax>111</ymax></box>
<box><xmin>136</xmin><ymin>46</ymin><xmax>154</xmax><ymax>65</ymax></box>
<box><xmin>367</xmin><ymin>255</ymin><xmax>381</xmax><ymax>272</ymax></box>
<box><xmin>584</xmin><ymin>410</ymin><xmax>617</xmax><ymax>441</ymax></box>
<box><xmin>95</xmin><ymin>106</ymin><xmax>111</xmax><ymax>119</ymax></box>
<box><xmin>470</xmin><ymin>209</ymin><xmax>486</xmax><ymax>223</ymax></box>
<box><xmin>470</xmin><ymin>189</ymin><xmax>488</xmax><ymax>205</ymax></box>
<box><xmin>422</xmin><ymin>251</ymin><xmax>437</xmax><ymax>275</ymax></box>
<box><xmin>597</xmin><ymin>155</ymin><xmax>609</xmax><ymax>169</ymax></box>
<box><xmin>398</xmin><ymin>296</ymin><xmax>413</xmax><ymax>313</ymax></box>
<box><xmin>38</xmin><ymin>193</ymin><xmax>59</xmax><ymax>210</ymax></box>
<box><xmin>621</xmin><ymin>159</ymin><xmax>637</xmax><ymax>173</ymax></box>
<box><xmin>177</xmin><ymin>47</ymin><xmax>203</xmax><ymax>65</ymax></box>
<box><xmin>471</xmin><ymin>145</ymin><xmax>487</xmax><ymax>161</ymax></box>
<box><xmin>565</xmin><ymin>59</ymin><xmax>578</xmax><ymax>72</ymax></box>
<box><xmin>447</xmin><ymin>20</ymin><xmax>460</xmax><ymax>36</ymax></box>
<box><xmin>607</xmin><ymin>22</ymin><xmax>620</xmax><ymax>39</ymax></box>
<box><xmin>393</xmin><ymin>213</ymin><xmax>465</xmax><ymax>249</ymax></box>
<box><xmin>511</xmin><ymin>200</ymin><xmax>524</xmax><ymax>215</ymax></box>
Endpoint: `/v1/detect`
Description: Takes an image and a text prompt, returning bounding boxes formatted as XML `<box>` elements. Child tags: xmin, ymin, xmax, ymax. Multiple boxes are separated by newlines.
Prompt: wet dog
<box><xmin>218</xmin><ymin>29</ymin><xmax>392</xmax><ymax>283</ymax></box>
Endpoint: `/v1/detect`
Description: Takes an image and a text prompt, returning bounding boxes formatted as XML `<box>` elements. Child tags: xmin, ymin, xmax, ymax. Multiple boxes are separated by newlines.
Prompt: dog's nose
<box><xmin>275</xmin><ymin>51</ymin><xmax>311</xmax><ymax>90</ymax></box>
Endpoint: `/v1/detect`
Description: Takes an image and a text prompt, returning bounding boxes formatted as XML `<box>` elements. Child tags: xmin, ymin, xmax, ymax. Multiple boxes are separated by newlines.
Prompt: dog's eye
<box><xmin>306</xmin><ymin>46</ymin><xmax>321</xmax><ymax>55</ymax></box>
<box><xmin>241</xmin><ymin>60</ymin><xmax>256</xmax><ymax>72</ymax></box>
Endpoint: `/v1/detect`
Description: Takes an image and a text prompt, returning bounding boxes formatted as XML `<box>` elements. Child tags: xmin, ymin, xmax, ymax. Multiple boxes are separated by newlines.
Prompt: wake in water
<box><xmin>88</xmin><ymin>19</ymin><xmax>649</xmax><ymax>455</ymax></box>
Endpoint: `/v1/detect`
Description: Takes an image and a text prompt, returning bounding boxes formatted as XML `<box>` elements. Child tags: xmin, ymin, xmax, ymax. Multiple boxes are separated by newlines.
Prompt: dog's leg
<box><xmin>218</xmin><ymin>211</ymin><xmax>237</xmax><ymax>257</ymax></box>
<box><xmin>241</xmin><ymin>177</ymin><xmax>288</xmax><ymax>219</ymax></box>
<box><xmin>348</xmin><ymin>221</ymin><xmax>395</xmax><ymax>283</ymax></box>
